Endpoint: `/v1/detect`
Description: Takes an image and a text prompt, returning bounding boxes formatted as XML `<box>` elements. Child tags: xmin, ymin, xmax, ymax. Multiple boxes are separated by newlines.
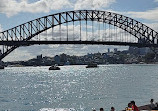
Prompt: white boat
<box><xmin>0</xmin><ymin>65</ymin><xmax>4</xmax><ymax>69</ymax></box>
<box><xmin>49</xmin><ymin>65</ymin><xmax>60</xmax><ymax>70</ymax></box>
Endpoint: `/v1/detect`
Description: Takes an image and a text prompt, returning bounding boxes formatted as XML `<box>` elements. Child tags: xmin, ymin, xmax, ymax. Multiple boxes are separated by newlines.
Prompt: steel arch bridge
<box><xmin>0</xmin><ymin>10</ymin><xmax>158</xmax><ymax>60</ymax></box>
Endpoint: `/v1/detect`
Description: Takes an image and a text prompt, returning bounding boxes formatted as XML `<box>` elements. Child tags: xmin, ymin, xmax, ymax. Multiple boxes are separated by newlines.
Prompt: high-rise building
<box><xmin>108</xmin><ymin>48</ymin><xmax>110</xmax><ymax>53</ymax></box>
<box><xmin>128</xmin><ymin>46</ymin><xmax>151</xmax><ymax>55</ymax></box>
<box><xmin>114</xmin><ymin>48</ymin><xmax>118</xmax><ymax>53</ymax></box>
<box><xmin>37</xmin><ymin>54</ymin><xmax>42</xmax><ymax>60</ymax></box>
<box><xmin>54</xmin><ymin>55</ymin><xmax>60</xmax><ymax>64</ymax></box>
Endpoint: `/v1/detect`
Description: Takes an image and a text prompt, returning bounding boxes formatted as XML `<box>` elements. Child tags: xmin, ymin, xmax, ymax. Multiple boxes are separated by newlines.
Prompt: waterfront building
<box><xmin>65</xmin><ymin>61</ymin><xmax>70</xmax><ymax>65</ymax></box>
<box><xmin>129</xmin><ymin>46</ymin><xmax>151</xmax><ymax>55</ymax></box>
<box><xmin>37</xmin><ymin>54</ymin><xmax>42</xmax><ymax>60</ymax></box>
<box><xmin>108</xmin><ymin>48</ymin><xmax>110</xmax><ymax>53</ymax></box>
<box><xmin>128</xmin><ymin>46</ymin><xmax>139</xmax><ymax>55</ymax></box>
<box><xmin>114</xmin><ymin>48</ymin><xmax>118</xmax><ymax>53</ymax></box>
<box><xmin>42</xmin><ymin>56</ymin><xmax>55</xmax><ymax>66</ymax></box>
<box><xmin>60</xmin><ymin>53</ymin><xmax>68</xmax><ymax>63</ymax></box>
<box><xmin>54</xmin><ymin>55</ymin><xmax>60</xmax><ymax>65</ymax></box>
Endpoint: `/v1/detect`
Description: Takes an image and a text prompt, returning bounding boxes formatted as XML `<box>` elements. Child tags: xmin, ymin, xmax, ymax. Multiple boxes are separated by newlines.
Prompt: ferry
<box><xmin>0</xmin><ymin>65</ymin><xmax>4</xmax><ymax>69</ymax></box>
<box><xmin>49</xmin><ymin>65</ymin><xmax>60</xmax><ymax>70</ymax></box>
<box><xmin>86</xmin><ymin>63</ymin><xmax>98</xmax><ymax>68</ymax></box>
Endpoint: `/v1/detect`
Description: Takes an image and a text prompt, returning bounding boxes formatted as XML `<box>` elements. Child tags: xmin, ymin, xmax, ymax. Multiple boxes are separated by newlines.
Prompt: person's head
<box><xmin>150</xmin><ymin>99</ymin><xmax>154</xmax><ymax>103</ymax></box>
<box><xmin>100</xmin><ymin>108</ymin><xmax>104</xmax><ymax>111</ymax></box>
<box><xmin>111</xmin><ymin>107</ymin><xmax>115</xmax><ymax>111</ymax></box>
<box><xmin>131</xmin><ymin>101</ymin><xmax>135</xmax><ymax>105</ymax></box>
<box><xmin>128</xmin><ymin>103</ymin><xmax>132</xmax><ymax>107</ymax></box>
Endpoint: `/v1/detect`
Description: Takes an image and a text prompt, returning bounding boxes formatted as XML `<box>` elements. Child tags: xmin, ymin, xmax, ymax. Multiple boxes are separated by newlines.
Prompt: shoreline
<box><xmin>4</xmin><ymin>63</ymin><xmax>158</xmax><ymax>68</ymax></box>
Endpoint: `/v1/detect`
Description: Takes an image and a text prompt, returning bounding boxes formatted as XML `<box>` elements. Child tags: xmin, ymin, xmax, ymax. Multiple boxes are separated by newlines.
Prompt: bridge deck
<box><xmin>0</xmin><ymin>41</ymin><xmax>157</xmax><ymax>47</ymax></box>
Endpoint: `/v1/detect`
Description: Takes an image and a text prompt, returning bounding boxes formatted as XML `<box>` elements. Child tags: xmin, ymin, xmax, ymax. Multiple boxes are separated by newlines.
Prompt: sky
<box><xmin>0</xmin><ymin>0</ymin><xmax>158</xmax><ymax>61</ymax></box>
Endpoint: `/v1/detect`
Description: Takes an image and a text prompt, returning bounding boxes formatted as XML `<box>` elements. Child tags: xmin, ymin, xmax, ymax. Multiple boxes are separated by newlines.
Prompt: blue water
<box><xmin>0</xmin><ymin>64</ymin><xmax>158</xmax><ymax>111</ymax></box>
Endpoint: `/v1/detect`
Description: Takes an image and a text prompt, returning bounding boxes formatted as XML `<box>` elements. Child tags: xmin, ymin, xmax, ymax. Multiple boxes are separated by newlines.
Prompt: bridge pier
<box><xmin>150</xmin><ymin>47</ymin><xmax>158</xmax><ymax>63</ymax></box>
<box><xmin>0</xmin><ymin>50</ymin><xmax>5</xmax><ymax>69</ymax></box>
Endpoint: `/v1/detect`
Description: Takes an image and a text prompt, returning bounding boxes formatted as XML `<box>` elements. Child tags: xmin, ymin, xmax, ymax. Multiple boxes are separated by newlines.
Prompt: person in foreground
<box><xmin>111</xmin><ymin>107</ymin><xmax>115</xmax><ymax>111</ymax></box>
<box><xmin>150</xmin><ymin>99</ymin><xmax>156</xmax><ymax>110</ymax></box>
<box><xmin>131</xmin><ymin>101</ymin><xmax>139</xmax><ymax>111</ymax></box>
<box><xmin>125</xmin><ymin>102</ymin><xmax>132</xmax><ymax>111</ymax></box>
<box><xmin>100</xmin><ymin>108</ymin><xmax>104</xmax><ymax>111</ymax></box>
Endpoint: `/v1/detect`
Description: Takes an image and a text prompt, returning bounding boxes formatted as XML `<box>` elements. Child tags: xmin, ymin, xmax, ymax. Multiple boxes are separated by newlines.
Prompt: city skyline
<box><xmin>5</xmin><ymin>46</ymin><xmax>153</xmax><ymax>66</ymax></box>
<box><xmin>0</xmin><ymin>0</ymin><xmax>158</xmax><ymax>61</ymax></box>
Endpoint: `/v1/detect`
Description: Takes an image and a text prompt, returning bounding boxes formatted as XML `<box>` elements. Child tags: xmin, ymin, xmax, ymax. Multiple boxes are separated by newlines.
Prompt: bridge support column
<box><xmin>0</xmin><ymin>50</ymin><xmax>5</xmax><ymax>69</ymax></box>
<box><xmin>150</xmin><ymin>47</ymin><xmax>158</xmax><ymax>63</ymax></box>
<box><xmin>0</xmin><ymin>50</ymin><xmax>2</xmax><ymax>64</ymax></box>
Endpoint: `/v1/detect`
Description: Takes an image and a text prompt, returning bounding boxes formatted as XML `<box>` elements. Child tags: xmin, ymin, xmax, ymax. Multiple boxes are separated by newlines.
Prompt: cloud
<box><xmin>3</xmin><ymin>47</ymin><xmax>35</xmax><ymax>62</ymax></box>
<box><xmin>36</xmin><ymin>24</ymin><xmax>98</xmax><ymax>41</ymax></box>
<box><xmin>120</xmin><ymin>7</ymin><xmax>158</xmax><ymax>32</ymax></box>
<box><xmin>144</xmin><ymin>22</ymin><xmax>158</xmax><ymax>32</ymax></box>
<box><xmin>0</xmin><ymin>0</ymin><xmax>116</xmax><ymax>17</ymax></box>
<box><xmin>74</xmin><ymin>0</ymin><xmax>116</xmax><ymax>10</ymax></box>
<box><xmin>0</xmin><ymin>0</ymin><xmax>72</xmax><ymax>17</ymax></box>
<box><xmin>127</xmin><ymin>7</ymin><xmax>158</xmax><ymax>22</ymax></box>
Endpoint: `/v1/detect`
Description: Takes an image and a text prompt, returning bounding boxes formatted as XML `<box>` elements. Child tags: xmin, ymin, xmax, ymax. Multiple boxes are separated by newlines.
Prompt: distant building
<box><xmin>65</xmin><ymin>61</ymin><xmax>70</xmax><ymax>65</ymax></box>
<box><xmin>108</xmin><ymin>48</ymin><xmax>110</xmax><ymax>53</ymax></box>
<box><xmin>129</xmin><ymin>46</ymin><xmax>151</xmax><ymax>55</ymax></box>
<box><xmin>102</xmin><ymin>53</ymin><xmax>108</xmax><ymax>59</ymax></box>
<box><xmin>42</xmin><ymin>56</ymin><xmax>54</xmax><ymax>66</ymax></box>
<box><xmin>54</xmin><ymin>55</ymin><xmax>60</xmax><ymax>65</ymax></box>
<box><xmin>139</xmin><ymin>47</ymin><xmax>151</xmax><ymax>55</ymax></box>
<box><xmin>60</xmin><ymin>53</ymin><xmax>67</xmax><ymax>64</ymax></box>
<box><xmin>87</xmin><ymin>53</ymin><xmax>93</xmax><ymax>58</ymax></box>
<box><xmin>137</xmin><ymin>38</ymin><xmax>151</xmax><ymax>55</ymax></box>
<box><xmin>128</xmin><ymin>46</ymin><xmax>139</xmax><ymax>55</ymax></box>
<box><xmin>114</xmin><ymin>48</ymin><xmax>118</xmax><ymax>53</ymax></box>
<box><xmin>37</xmin><ymin>54</ymin><xmax>42</xmax><ymax>60</ymax></box>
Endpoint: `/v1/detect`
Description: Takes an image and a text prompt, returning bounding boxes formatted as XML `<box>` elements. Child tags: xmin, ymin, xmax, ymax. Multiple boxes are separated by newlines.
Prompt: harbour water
<box><xmin>0</xmin><ymin>64</ymin><xmax>158</xmax><ymax>111</ymax></box>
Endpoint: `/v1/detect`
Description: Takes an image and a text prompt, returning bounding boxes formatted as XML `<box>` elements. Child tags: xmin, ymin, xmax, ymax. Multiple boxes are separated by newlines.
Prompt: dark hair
<box><xmin>128</xmin><ymin>103</ymin><xmax>131</xmax><ymax>107</ymax></box>
<box><xmin>100</xmin><ymin>108</ymin><xmax>104</xmax><ymax>111</ymax></box>
<box><xmin>151</xmin><ymin>99</ymin><xmax>154</xmax><ymax>102</ymax></box>
<box><xmin>131</xmin><ymin>101</ymin><xmax>135</xmax><ymax>105</ymax></box>
<box><xmin>111</xmin><ymin>107</ymin><xmax>115</xmax><ymax>110</ymax></box>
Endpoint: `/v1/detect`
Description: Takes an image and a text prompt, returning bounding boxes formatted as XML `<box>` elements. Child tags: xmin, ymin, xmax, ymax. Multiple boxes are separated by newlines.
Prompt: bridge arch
<box><xmin>0</xmin><ymin>10</ymin><xmax>158</xmax><ymax>60</ymax></box>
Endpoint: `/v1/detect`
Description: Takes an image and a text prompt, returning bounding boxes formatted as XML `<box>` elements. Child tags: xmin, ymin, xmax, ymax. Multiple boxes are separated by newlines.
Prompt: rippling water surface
<box><xmin>0</xmin><ymin>64</ymin><xmax>158</xmax><ymax>111</ymax></box>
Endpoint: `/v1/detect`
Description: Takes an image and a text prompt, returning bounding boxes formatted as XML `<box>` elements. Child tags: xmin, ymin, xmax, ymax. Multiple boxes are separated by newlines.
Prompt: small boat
<box><xmin>86</xmin><ymin>63</ymin><xmax>98</xmax><ymax>68</ymax></box>
<box><xmin>0</xmin><ymin>65</ymin><xmax>4</xmax><ymax>69</ymax></box>
<box><xmin>49</xmin><ymin>65</ymin><xmax>60</xmax><ymax>70</ymax></box>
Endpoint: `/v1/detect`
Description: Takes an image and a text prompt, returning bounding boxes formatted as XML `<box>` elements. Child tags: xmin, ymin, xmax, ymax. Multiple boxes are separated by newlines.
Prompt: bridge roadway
<box><xmin>0</xmin><ymin>41</ymin><xmax>157</xmax><ymax>47</ymax></box>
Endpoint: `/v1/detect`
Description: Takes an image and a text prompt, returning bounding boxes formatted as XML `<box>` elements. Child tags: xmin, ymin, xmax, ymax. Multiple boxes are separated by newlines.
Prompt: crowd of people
<box><xmin>125</xmin><ymin>101</ymin><xmax>139</xmax><ymax>111</ymax></box>
<box><xmin>125</xmin><ymin>99</ymin><xmax>158</xmax><ymax>111</ymax></box>
<box><xmin>92</xmin><ymin>99</ymin><xmax>158</xmax><ymax>111</ymax></box>
<box><xmin>92</xmin><ymin>107</ymin><xmax>115</xmax><ymax>111</ymax></box>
